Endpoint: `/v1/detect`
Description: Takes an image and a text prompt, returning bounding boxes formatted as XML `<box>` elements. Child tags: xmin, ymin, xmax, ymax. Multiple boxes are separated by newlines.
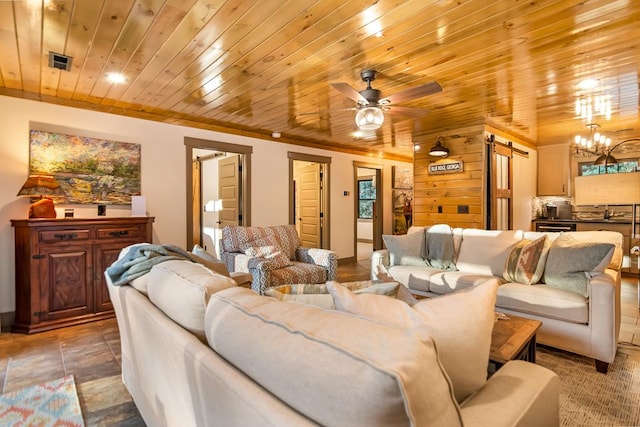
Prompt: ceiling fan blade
<box><xmin>296</xmin><ymin>107</ymin><xmax>357</xmax><ymax>117</ymax></box>
<box><xmin>330</xmin><ymin>82</ymin><xmax>368</xmax><ymax>104</ymax></box>
<box><xmin>386</xmin><ymin>106</ymin><xmax>430</xmax><ymax>117</ymax></box>
<box><xmin>379</xmin><ymin>81</ymin><xmax>442</xmax><ymax>105</ymax></box>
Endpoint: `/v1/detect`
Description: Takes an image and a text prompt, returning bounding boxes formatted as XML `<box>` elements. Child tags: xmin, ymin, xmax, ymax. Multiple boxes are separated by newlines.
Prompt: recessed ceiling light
<box><xmin>271</xmin><ymin>132</ymin><xmax>281</xmax><ymax>138</ymax></box>
<box><xmin>107</xmin><ymin>72</ymin><xmax>126</xmax><ymax>84</ymax></box>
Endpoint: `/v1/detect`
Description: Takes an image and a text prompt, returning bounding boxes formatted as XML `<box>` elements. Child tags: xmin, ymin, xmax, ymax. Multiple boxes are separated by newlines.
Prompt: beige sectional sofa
<box><xmin>372</xmin><ymin>226</ymin><xmax>623</xmax><ymax>373</ymax></box>
<box><xmin>107</xmin><ymin>248</ymin><xmax>559</xmax><ymax>427</ymax></box>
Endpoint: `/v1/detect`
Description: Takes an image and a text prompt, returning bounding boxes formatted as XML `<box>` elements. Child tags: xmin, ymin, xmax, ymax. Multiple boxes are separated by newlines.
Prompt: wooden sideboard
<box><xmin>11</xmin><ymin>216</ymin><xmax>154</xmax><ymax>333</ymax></box>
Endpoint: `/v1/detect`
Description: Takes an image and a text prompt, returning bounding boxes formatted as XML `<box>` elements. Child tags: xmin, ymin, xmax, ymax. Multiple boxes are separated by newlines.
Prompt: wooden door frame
<box><xmin>353</xmin><ymin>161</ymin><xmax>383</xmax><ymax>255</ymax></box>
<box><xmin>288</xmin><ymin>152</ymin><xmax>331</xmax><ymax>249</ymax></box>
<box><xmin>185</xmin><ymin>137</ymin><xmax>253</xmax><ymax>250</ymax></box>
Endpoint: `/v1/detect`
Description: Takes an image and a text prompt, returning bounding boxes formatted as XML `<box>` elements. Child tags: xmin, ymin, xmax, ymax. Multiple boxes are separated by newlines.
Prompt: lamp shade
<box><xmin>574</xmin><ymin>173</ymin><xmax>640</xmax><ymax>205</ymax></box>
<box><xmin>17</xmin><ymin>175</ymin><xmax>65</xmax><ymax>219</ymax></box>
<box><xmin>355</xmin><ymin>106</ymin><xmax>384</xmax><ymax>130</ymax></box>
<box><xmin>593</xmin><ymin>153</ymin><xmax>618</xmax><ymax>166</ymax></box>
<box><xmin>429</xmin><ymin>138</ymin><xmax>449</xmax><ymax>157</ymax></box>
<box><xmin>17</xmin><ymin>175</ymin><xmax>65</xmax><ymax>197</ymax></box>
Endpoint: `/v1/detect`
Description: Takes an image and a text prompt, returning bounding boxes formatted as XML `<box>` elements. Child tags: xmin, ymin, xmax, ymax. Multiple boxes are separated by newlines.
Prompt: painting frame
<box><xmin>392</xmin><ymin>165</ymin><xmax>413</xmax><ymax>189</ymax></box>
<box><xmin>392</xmin><ymin>189</ymin><xmax>413</xmax><ymax>235</ymax></box>
<box><xmin>29</xmin><ymin>129</ymin><xmax>141</xmax><ymax>205</ymax></box>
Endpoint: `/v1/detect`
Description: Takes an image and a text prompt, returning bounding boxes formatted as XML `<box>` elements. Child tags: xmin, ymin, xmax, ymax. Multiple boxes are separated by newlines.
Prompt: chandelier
<box><xmin>573</xmin><ymin>123</ymin><xmax>612</xmax><ymax>163</ymax></box>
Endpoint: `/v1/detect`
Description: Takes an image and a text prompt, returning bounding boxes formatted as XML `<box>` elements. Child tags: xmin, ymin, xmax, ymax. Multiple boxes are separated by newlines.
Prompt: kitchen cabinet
<box><xmin>537</xmin><ymin>144</ymin><xmax>570</xmax><ymax>196</ymax></box>
<box><xmin>11</xmin><ymin>217</ymin><xmax>154</xmax><ymax>333</ymax></box>
<box><xmin>576</xmin><ymin>222</ymin><xmax>633</xmax><ymax>274</ymax></box>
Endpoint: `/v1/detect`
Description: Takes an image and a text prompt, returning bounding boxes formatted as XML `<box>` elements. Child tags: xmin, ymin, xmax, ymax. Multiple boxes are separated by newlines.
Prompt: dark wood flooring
<box><xmin>1</xmin><ymin>261</ymin><xmax>638</xmax><ymax>426</ymax></box>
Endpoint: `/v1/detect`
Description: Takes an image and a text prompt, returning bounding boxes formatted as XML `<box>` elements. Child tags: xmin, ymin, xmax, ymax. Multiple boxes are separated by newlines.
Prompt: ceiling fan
<box><xmin>330</xmin><ymin>69</ymin><xmax>442</xmax><ymax>130</ymax></box>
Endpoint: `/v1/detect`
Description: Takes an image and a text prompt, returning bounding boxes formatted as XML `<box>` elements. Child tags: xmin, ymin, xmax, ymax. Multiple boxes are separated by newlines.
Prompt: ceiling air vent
<box><xmin>48</xmin><ymin>52</ymin><xmax>72</xmax><ymax>71</ymax></box>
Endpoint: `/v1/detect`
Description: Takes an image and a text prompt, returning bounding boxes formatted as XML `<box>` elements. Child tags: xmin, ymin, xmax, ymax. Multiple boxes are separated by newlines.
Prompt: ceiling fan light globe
<box><xmin>355</xmin><ymin>106</ymin><xmax>384</xmax><ymax>130</ymax></box>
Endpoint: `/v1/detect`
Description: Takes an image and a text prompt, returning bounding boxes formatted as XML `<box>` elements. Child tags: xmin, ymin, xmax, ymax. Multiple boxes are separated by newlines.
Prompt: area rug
<box><xmin>537</xmin><ymin>346</ymin><xmax>640</xmax><ymax>426</ymax></box>
<box><xmin>0</xmin><ymin>375</ymin><xmax>84</xmax><ymax>427</ymax></box>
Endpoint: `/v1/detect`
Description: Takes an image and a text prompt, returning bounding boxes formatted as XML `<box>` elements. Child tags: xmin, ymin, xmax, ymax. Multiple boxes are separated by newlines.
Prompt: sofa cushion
<box><xmin>503</xmin><ymin>235</ymin><xmax>550</xmax><ymax>285</ymax></box>
<box><xmin>239</xmin><ymin>236</ymin><xmax>292</xmax><ymax>268</ymax></box>
<box><xmin>496</xmin><ymin>282</ymin><xmax>589</xmax><ymax>324</ymax></box>
<box><xmin>429</xmin><ymin>272</ymin><xmax>504</xmax><ymax>295</ymax></box>
<box><xmin>543</xmin><ymin>233</ymin><xmax>615</xmax><ymax>297</ymax></box>
<box><xmin>147</xmin><ymin>260</ymin><xmax>237</xmax><ymax>342</ymax></box>
<box><xmin>264</xmin><ymin>282</ymin><xmax>400</xmax><ymax>309</ymax></box>
<box><xmin>205</xmin><ymin>287</ymin><xmax>462</xmax><ymax>427</ymax></box>
<box><xmin>382</xmin><ymin>231</ymin><xmax>425</xmax><ymax>266</ymax></box>
<box><xmin>456</xmin><ymin>229</ymin><xmax>523</xmax><ymax>276</ymax></box>
<box><xmin>265</xmin><ymin>261</ymin><xmax>328</xmax><ymax>287</ymax></box>
<box><xmin>387</xmin><ymin>265</ymin><xmax>442</xmax><ymax>293</ymax></box>
<box><xmin>327</xmin><ymin>280</ymin><xmax>498</xmax><ymax>403</ymax></box>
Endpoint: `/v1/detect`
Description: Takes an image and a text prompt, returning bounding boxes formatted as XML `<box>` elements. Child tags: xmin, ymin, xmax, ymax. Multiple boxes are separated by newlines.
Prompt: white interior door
<box><xmin>299</xmin><ymin>162</ymin><xmax>321</xmax><ymax>248</ymax></box>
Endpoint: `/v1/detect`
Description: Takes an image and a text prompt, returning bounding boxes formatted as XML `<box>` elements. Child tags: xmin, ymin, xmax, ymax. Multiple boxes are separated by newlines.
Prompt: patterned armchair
<box><xmin>219</xmin><ymin>225</ymin><xmax>338</xmax><ymax>294</ymax></box>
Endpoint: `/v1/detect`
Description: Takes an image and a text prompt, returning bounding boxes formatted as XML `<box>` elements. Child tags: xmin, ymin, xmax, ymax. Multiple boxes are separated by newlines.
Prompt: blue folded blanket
<box><xmin>106</xmin><ymin>244</ymin><xmax>197</xmax><ymax>286</ymax></box>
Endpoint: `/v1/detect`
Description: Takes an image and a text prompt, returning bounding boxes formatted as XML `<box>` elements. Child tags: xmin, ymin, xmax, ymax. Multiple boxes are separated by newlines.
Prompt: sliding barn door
<box><xmin>489</xmin><ymin>144</ymin><xmax>513</xmax><ymax>230</ymax></box>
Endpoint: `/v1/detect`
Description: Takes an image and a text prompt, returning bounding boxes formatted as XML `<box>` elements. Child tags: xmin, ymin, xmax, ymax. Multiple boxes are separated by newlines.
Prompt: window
<box><xmin>358</xmin><ymin>179</ymin><xmax>376</xmax><ymax>219</ymax></box>
<box><xmin>579</xmin><ymin>159</ymin><xmax>639</xmax><ymax>176</ymax></box>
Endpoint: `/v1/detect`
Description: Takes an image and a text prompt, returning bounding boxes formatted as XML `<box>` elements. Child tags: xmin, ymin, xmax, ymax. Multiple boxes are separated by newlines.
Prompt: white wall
<box><xmin>512</xmin><ymin>145</ymin><xmax>538</xmax><ymax>231</ymax></box>
<box><xmin>0</xmin><ymin>95</ymin><xmax>410</xmax><ymax>313</ymax></box>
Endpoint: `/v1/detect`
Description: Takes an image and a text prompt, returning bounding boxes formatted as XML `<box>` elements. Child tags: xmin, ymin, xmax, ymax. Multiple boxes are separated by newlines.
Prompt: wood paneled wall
<box><xmin>413</xmin><ymin>125</ymin><xmax>486</xmax><ymax>229</ymax></box>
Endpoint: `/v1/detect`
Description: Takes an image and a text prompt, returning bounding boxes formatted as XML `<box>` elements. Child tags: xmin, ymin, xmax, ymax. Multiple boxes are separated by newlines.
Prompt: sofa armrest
<box><xmin>459</xmin><ymin>360</ymin><xmax>559</xmax><ymax>427</ymax></box>
<box><xmin>371</xmin><ymin>249</ymin><xmax>390</xmax><ymax>281</ymax></box>
<box><xmin>587</xmin><ymin>270</ymin><xmax>621</xmax><ymax>364</ymax></box>
<box><xmin>295</xmin><ymin>247</ymin><xmax>338</xmax><ymax>281</ymax></box>
<box><xmin>220</xmin><ymin>252</ymin><xmax>252</xmax><ymax>273</ymax></box>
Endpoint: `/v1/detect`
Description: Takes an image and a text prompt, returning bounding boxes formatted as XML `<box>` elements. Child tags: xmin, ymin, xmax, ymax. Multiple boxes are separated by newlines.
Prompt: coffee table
<box><xmin>490</xmin><ymin>314</ymin><xmax>541</xmax><ymax>370</ymax></box>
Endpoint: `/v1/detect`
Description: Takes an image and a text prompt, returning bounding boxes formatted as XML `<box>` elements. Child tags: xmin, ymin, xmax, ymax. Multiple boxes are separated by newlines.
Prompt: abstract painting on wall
<box><xmin>29</xmin><ymin>130</ymin><xmax>141</xmax><ymax>205</ymax></box>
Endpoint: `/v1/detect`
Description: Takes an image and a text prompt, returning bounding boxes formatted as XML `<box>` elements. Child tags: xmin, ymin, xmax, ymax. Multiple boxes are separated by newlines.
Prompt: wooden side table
<box><xmin>490</xmin><ymin>314</ymin><xmax>542</xmax><ymax>370</ymax></box>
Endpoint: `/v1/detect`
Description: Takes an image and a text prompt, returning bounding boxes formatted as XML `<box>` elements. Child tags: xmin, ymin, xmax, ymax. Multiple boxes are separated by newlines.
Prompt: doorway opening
<box><xmin>185</xmin><ymin>137</ymin><xmax>253</xmax><ymax>254</ymax></box>
<box><xmin>288</xmin><ymin>152</ymin><xmax>331</xmax><ymax>249</ymax></box>
<box><xmin>353</xmin><ymin>162</ymin><xmax>383</xmax><ymax>265</ymax></box>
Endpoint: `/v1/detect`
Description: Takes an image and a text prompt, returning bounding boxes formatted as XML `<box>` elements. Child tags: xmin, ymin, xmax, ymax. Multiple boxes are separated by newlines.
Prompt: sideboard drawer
<box><xmin>39</xmin><ymin>229</ymin><xmax>90</xmax><ymax>243</ymax></box>
<box><xmin>97</xmin><ymin>226</ymin><xmax>141</xmax><ymax>240</ymax></box>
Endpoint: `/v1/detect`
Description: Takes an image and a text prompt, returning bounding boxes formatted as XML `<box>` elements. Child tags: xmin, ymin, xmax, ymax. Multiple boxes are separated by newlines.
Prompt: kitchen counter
<box><xmin>533</xmin><ymin>218</ymin><xmax>632</xmax><ymax>224</ymax></box>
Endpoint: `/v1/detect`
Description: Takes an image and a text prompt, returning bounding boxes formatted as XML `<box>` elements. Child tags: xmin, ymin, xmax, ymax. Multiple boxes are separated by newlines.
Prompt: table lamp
<box><xmin>16</xmin><ymin>175</ymin><xmax>65</xmax><ymax>218</ymax></box>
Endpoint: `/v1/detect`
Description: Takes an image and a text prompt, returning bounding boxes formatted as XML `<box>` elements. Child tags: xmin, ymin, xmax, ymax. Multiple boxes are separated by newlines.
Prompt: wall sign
<box><xmin>428</xmin><ymin>160</ymin><xmax>464</xmax><ymax>174</ymax></box>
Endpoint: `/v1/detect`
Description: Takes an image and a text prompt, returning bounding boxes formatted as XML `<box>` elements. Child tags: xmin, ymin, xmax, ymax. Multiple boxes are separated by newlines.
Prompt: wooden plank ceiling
<box><xmin>1</xmin><ymin>0</ymin><xmax>639</xmax><ymax>161</ymax></box>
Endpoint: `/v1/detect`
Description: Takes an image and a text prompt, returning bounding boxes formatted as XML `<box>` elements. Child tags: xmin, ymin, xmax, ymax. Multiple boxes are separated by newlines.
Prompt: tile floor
<box><xmin>1</xmin><ymin>265</ymin><xmax>638</xmax><ymax>426</ymax></box>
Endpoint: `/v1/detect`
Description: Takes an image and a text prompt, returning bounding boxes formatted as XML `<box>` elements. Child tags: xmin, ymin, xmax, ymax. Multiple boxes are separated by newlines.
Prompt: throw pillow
<box><xmin>382</xmin><ymin>231</ymin><xmax>425</xmax><ymax>266</ymax></box>
<box><xmin>190</xmin><ymin>245</ymin><xmax>231</xmax><ymax>277</ymax></box>
<box><xmin>327</xmin><ymin>280</ymin><xmax>499</xmax><ymax>403</ymax></box>
<box><xmin>265</xmin><ymin>281</ymin><xmax>401</xmax><ymax>309</ymax></box>
<box><xmin>192</xmin><ymin>244</ymin><xmax>218</xmax><ymax>262</ymax></box>
<box><xmin>503</xmin><ymin>235</ymin><xmax>549</xmax><ymax>285</ymax></box>
<box><xmin>240</xmin><ymin>236</ymin><xmax>292</xmax><ymax>269</ymax></box>
<box><xmin>543</xmin><ymin>233</ymin><xmax>615</xmax><ymax>297</ymax></box>
<box><xmin>265</xmin><ymin>284</ymin><xmax>335</xmax><ymax>309</ymax></box>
